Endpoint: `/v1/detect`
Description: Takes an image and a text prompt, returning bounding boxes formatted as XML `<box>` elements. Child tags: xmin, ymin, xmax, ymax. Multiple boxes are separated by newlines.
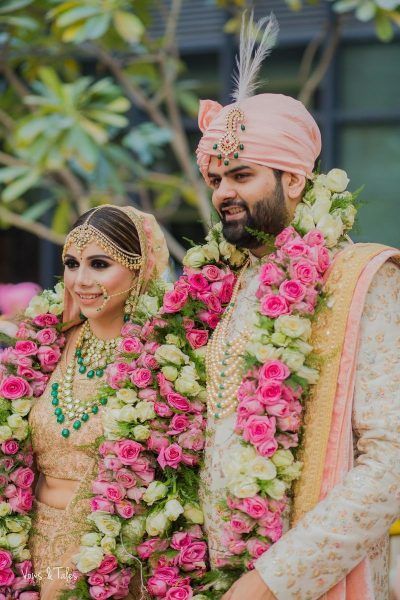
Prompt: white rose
<box><xmin>253</xmin><ymin>343</ymin><xmax>282</xmax><ymax>363</ymax></box>
<box><xmin>81</xmin><ymin>532</ymin><xmax>102</xmax><ymax>546</ymax></box>
<box><xmin>25</xmin><ymin>295</ymin><xmax>49</xmax><ymax>318</ymax></box>
<box><xmin>0</xmin><ymin>503</ymin><xmax>11</xmax><ymax>518</ymax></box>
<box><xmin>183</xmin><ymin>503</ymin><xmax>204</xmax><ymax>524</ymax></box>
<box><xmin>6</xmin><ymin>532</ymin><xmax>28</xmax><ymax>548</ymax></box>
<box><xmin>206</xmin><ymin>222</ymin><xmax>222</xmax><ymax>241</ymax></box>
<box><xmin>134</xmin><ymin>400</ymin><xmax>155</xmax><ymax>423</ymax></box>
<box><xmin>271</xmin><ymin>449</ymin><xmax>294</xmax><ymax>468</ymax></box>
<box><xmin>74</xmin><ymin>546</ymin><xmax>104</xmax><ymax>573</ymax></box>
<box><xmin>118</xmin><ymin>405</ymin><xmax>136</xmax><ymax>422</ymax></box>
<box><xmin>230</xmin><ymin>248</ymin><xmax>247</xmax><ymax>267</ymax></box>
<box><xmin>279</xmin><ymin>461</ymin><xmax>303</xmax><ymax>482</ymax></box>
<box><xmin>100</xmin><ymin>536</ymin><xmax>117</xmax><ymax>553</ymax></box>
<box><xmin>0</xmin><ymin>426</ymin><xmax>13</xmax><ymax>443</ymax></box>
<box><xmin>202</xmin><ymin>240</ymin><xmax>220</xmax><ymax>262</ymax></box>
<box><xmin>293</xmin><ymin>204</ymin><xmax>315</xmax><ymax>233</ymax></box>
<box><xmin>49</xmin><ymin>303</ymin><xmax>63</xmax><ymax>315</ymax></box>
<box><xmin>317</xmin><ymin>214</ymin><xmax>344</xmax><ymax>248</ymax></box>
<box><xmin>296</xmin><ymin>365</ymin><xmax>319</xmax><ymax>384</ymax></box>
<box><xmin>13</xmin><ymin>547</ymin><xmax>30</xmax><ymax>561</ymax></box>
<box><xmin>121</xmin><ymin>516</ymin><xmax>146</xmax><ymax>544</ymax></box>
<box><xmin>193</xmin><ymin>346</ymin><xmax>207</xmax><ymax>360</ymax></box>
<box><xmin>175</xmin><ymin>364</ymin><xmax>201</xmax><ymax>397</ymax></box>
<box><xmin>142</xmin><ymin>481</ymin><xmax>168</xmax><ymax>505</ymax></box>
<box><xmin>11</xmin><ymin>399</ymin><xmax>32</xmax><ymax>417</ymax></box>
<box><xmin>161</xmin><ymin>366</ymin><xmax>178</xmax><ymax>381</ymax></box>
<box><xmin>116</xmin><ymin>389</ymin><xmax>138</xmax><ymax>404</ymax></box>
<box><xmin>165</xmin><ymin>499</ymin><xmax>184</xmax><ymax>521</ymax></box>
<box><xmin>133</xmin><ymin>425</ymin><xmax>150</xmax><ymax>441</ymax></box>
<box><xmin>339</xmin><ymin>204</ymin><xmax>357</xmax><ymax>229</ymax></box>
<box><xmin>275</xmin><ymin>315</ymin><xmax>311</xmax><ymax>341</ymax></box>
<box><xmin>7</xmin><ymin>414</ymin><xmax>24</xmax><ymax>429</ymax></box>
<box><xmin>326</xmin><ymin>168</ymin><xmax>349</xmax><ymax>193</ymax></box>
<box><xmin>218</xmin><ymin>239</ymin><xmax>235</xmax><ymax>259</ymax></box>
<box><xmin>145</xmin><ymin>511</ymin><xmax>168</xmax><ymax>536</ymax></box>
<box><xmin>281</xmin><ymin>348</ymin><xmax>305</xmax><ymax>371</ymax></box>
<box><xmin>264</xmin><ymin>479</ymin><xmax>287</xmax><ymax>500</ymax></box>
<box><xmin>107</xmin><ymin>397</ymin><xmax>123</xmax><ymax>410</ymax></box>
<box><xmin>5</xmin><ymin>518</ymin><xmax>24</xmax><ymax>532</ymax></box>
<box><xmin>314</xmin><ymin>174</ymin><xmax>328</xmax><ymax>188</ymax></box>
<box><xmin>89</xmin><ymin>512</ymin><xmax>121</xmax><ymax>537</ymax></box>
<box><xmin>291</xmin><ymin>339</ymin><xmax>313</xmax><ymax>355</ymax></box>
<box><xmin>312</xmin><ymin>196</ymin><xmax>332</xmax><ymax>223</ymax></box>
<box><xmin>137</xmin><ymin>293</ymin><xmax>159</xmax><ymax>317</ymax></box>
<box><xmin>183</xmin><ymin>247</ymin><xmax>206</xmax><ymax>268</ymax></box>
<box><xmin>11</xmin><ymin>425</ymin><xmax>28</xmax><ymax>441</ymax></box>
<box><xmin>228</xmin><ymin>476</ymin><xmax>260</xmax><ymax>499</ymax></box>
<box><xmin>101</xmin><ymin>412</ymin><xmax>128</xmax><ymax>440</ymax></box>
<box><xmin>250</xmin><ymin>456</ymin><xmax>277</xmax><ymax>481</ymax></box>
<box><xmin>165</xmin><ymin>334</ymin><xmax>182</xmax><ymax>347</ymax></box>
<box><xmin>154</xmin><ymin>344</ymin><xmax>188</xmax><ymax>367</ymax></box>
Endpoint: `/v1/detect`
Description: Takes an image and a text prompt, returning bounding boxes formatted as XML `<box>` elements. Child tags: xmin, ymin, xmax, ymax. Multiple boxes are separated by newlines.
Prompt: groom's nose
<box><xmin>213</xmin><ymin>178</ymin><xmax>237</xmax><ymax>208</ymax></box>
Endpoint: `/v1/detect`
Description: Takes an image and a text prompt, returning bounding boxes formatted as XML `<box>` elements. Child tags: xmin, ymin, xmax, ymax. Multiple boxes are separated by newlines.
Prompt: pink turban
<box><xmin>196</xmin><ymin>93</ymin><xmax>321</xmax><ymax>183</ymax></box>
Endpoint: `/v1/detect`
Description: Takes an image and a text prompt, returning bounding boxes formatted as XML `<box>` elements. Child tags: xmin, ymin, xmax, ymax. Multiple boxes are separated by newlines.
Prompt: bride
<box><xmin>27</xmin><ymin>204</ymin><xmax>169</xmax><ymax>598</ymax></box>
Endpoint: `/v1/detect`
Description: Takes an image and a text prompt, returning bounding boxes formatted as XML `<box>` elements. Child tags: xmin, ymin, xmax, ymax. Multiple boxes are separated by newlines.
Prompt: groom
<box><xmin>195</xmin><ymin>84</ymin><xmax>400</xmax><ymax>600</ymax></box>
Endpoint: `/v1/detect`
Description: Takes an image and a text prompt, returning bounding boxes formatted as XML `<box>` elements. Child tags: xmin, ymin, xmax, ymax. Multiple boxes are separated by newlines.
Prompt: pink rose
<box><xmin>178</xmin><ymin>428</ymin><xmax>205</xmax><ymax>452</ymax></box>
<box><xmin>168</xmin><ymin>414</ymin><xmax>190</xmax><ymax>435</ymax></box>
<box><xmin>242</xmin><ymin>415</ymin><xmax>276</xmax><ymax>445</ymax></box>
<box><xmin>197</xmin><ymin>310</ymin><xmax>220</xmax><ymax>329</ymax></box>
<box><xmin>118</xmin><ymin>336</ymin><xmax>143</xmax><ymax>355</ymax></box>
<box><xmin>14</xmin><ymin>341</ymin><xmax>38</xmax><ymax>357</ymax></box>
<box><xmin>260</xmin><ymin>294</ymin><xmax>290</xmax><ymax>318</ymax></box>
<box><xmin>138</xmin><ymin>388</ymin><xmax>158</xmax><ymax>402</ymax></box>
<box><xmin>0</xmin><ymin>550</ymin><xmax>12</xmax><ymax>570</ymax></box>
<box><xmin>289</xmin><ymin>259</ymin><xmax>318</xmax><ymax>285</ymax></box>
<box><xmin>114</xmin><ymin>440</ymin><xmax>142</xmax><ymax>465</ymax></box>
<box><xmin>186</xmin><ymin>272</ymin><xmax>209</xmax><ymax>293</ymax></box>
<box><xmin>37</xmin><ymin>345</ymin><xmax>61</xmax><ymax>372</ymax></box>
<box><xmin>0</xmin><ymin>375</ymin><xmax>32</xmax><ymax>400</ymax></box>
<box><xmin>16</xmin><ymin>365</ymin><xmax>38</xmax><ymax>380</ymax></box>
<box><xmin>197</xmin><ymin>292</ymin><xmax>222</xmax><ymax>314</ymax></box>
<box><xmin>279</xmin><ymin>279</ymin><xmax>306</xmax><ymax>303</ymax></box>
<box><xmin>186</xmin><ymin>329</ymin><xmax>209</xmax><ymax>349</ymax></box>
<box><xmin>90</xmin><ymin>496</ymin><xmax>114</xmax><ymax>513</ymax></box>
<box><xmin>121</xmin><ymin>322</ymin><xmax>142</xmax><ymax>337</ymax></box>
<box><xmin>317</xmin><ymin>246</ymin><xmax>330</xmax><ymax>273</ymax></box>
<box><xmin>157</xmin><ymin>443</ymin><xmax>183</xmax><ymax>469</ymax></box>
<box><xmin>97</xmin><ymin>555</ymin><xmax>118</xmax><ymax>575</ymax></box>
<box><xmin>115</xmin><ymin>469</ymin><xmax>136</xmax><ymax>489</ymax></box>
<box><xmin>276</xmin><ymin>432</ymin><xmax>299</xmax><ymax>449</ymax></box>
<box><xmin>259</xmin><ymin>262</ymin><xmax>285</xmax><ymax>286</ymax></box>
<box><xmin>138</xmin><ymin>353</ymin><xmax>158</xmax><ymax>370</ymax></box>
<box><xmin>153</xmin><ymin>566</ymin><xmax>179</xmax><ymax>584</ymax></box>
<box><xmin>1</xmin><ymin>440</ymin><xmax>19</xmax><ymax>455</ymax></box>
<box><xmin>178</xmin><ymin>541</ymin><xmax>207</xmax><ymax>571</ymax></box>
<box><xmin>265</xmin><ymin>399</ymin><xmax>290</xmax><ymax>418</ymax></box>
<box><xmin>8</xmin><ymin>487</ymin><xmax>33</xmax><ymax>513</ymax></box>
<box><xmin>130</xmin><ymin>368</ymin><xmax>152</xmax><ymax>388</ymax></box>
<box><xmin>229</xmin><ymin>513</ymin><xmax>254</xmax><ymax>534</ymax></box>
<box><xmin>238</xmin><ymin>496</ymin><xmax>268</xmax><ymax>519</ymax></box>
<box><xmin>32</xmin><ymin>313</ymin><xmax>59</xmax><ymax>327</ymax></box>
<box><xmin>147</xmin><ymin>577</ymin><xmax>168</xmax><ymax>597</ymax></box>
<box><xmin>99</xmin><ymin>441</ymin><xmax>116</xmax><ymax>456</ymax></box>
<box><xmin>166</xmin><ymin>585</ymin><xmax>193</xmax><ymax>600</ymax></box>
<box><xmin>147</xmin><ymin>431</ymin><xmax>169</xmax><ymax>452</ymax></box>
<box><xmin>277</xmin><ymin>413</ymin><xmax>301</xmax><ymax>432</ymax></box>
<box><xmin>166</xmin><ymin>392</ymin><xmax>191</xmax><ymax>413</ymax></box>
<box><xmin>36</xmin><ymin>328</ymin><xmax>57</xmax><ymax>345</ymax></box>
<box><xmin>259</xmin><ymin>360</ymin><xmax>290</xmax><ymax>382</ymax></box>
<box><xmin>256</xmin><ymin>437</ymin><xmax>278</xmax><ymax>457</ymax></box>
<box><xmin>137</xmin><ymin>538</ymin><xmax>168</xmax><ymax>560</ymax></box>
<box><xmin>0</xmin><ymin>567</ymin><xmax>15</xmax><ymax>586</ymax></box>
<box><xmin>275</xmin><ymin>226</ymin><xmax>297</xmax><ymax>247</ymax></box>
<box><xmin>163</xmin><ymin>289</ymin><xmax>189</xmax><ymax>313</ymax></box>
<box><xmin>304</xmin><ymin>229</ymin><xmax>325</xmax><ymax>247</ymax></box>
<box><xmin>19</xmin><ymin>593</ymin><xmax>40</xmax><ymax>600</ymax></box>
<box><xmin>281</xmin><ymin>239</ymin><xmax>309</xmax><ymax>258</ymax></box>
<box><xmin>202</xmin><ymin>265</ymin><xmax>223</xmax><ymax>281</ymax></box>
<box><xmin>171</xmin><ymin>532</ymin><xmax>193</xmax><ymax>550</ymax></box>
<box><xmin>9</xmin><ymin>467</ymin><xmax>34</xmax><ymax>489</ymax></box>
<box><xmin>256</xmin><ymin>381</ymin><xmax>282</xmax><ymax>406</ymax></box>
<box><xmin>88</xmin><ymin>586</ymin><xmax>110</xmax><ymax>600</ymax></box>
<box><xmin>156</xmin><ymin>372</ymin><xmax>174</xmax><ymax>397</ymax></box>
<box><xmin>115</xmin><ymin>500</ymin><xmax>135</xmax><ymax>519</ymax></box>
<box><xmin>105</xmin><ymin>483</ymin><xmax>125</xmax><ymax>503</ymax></box>
<box><xmin>247</xmin><ymin>538</ymin><xmax>270</xmax><ymax>558</ymax></box>
<box><xmin>88</xmin><ymin>573</ymin><xmax>105</xmax><ymax>586</ymax></box>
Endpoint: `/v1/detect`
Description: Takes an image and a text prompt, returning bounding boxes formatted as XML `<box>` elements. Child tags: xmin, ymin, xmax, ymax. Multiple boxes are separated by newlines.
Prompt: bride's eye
<box><xmin>91</xmin><ymin>259</ymin><xmax>110</xmax><ymax>269</ymax></box>
<box><xmin>63</xmin><ymin>258</ymin><xmax>79</xmax><ymax>270</ymax></box>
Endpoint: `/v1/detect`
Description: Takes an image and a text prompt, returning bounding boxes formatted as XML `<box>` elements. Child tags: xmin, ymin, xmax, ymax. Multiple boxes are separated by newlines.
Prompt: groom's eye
<box><xmin>210</xmin><ymin>178</ymin><xmax>220</xmax><ymax>188</ymax></box>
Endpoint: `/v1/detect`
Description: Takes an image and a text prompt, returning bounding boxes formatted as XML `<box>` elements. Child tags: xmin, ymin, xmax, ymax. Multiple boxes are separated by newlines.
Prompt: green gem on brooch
<box><xmin>81</xmin><ymin>413</ymin><xmax>89</xmax><ymax>422</ymax></box>
<box><xmin>100</xmin><ymin>397</ymin><xmax>108</xmax><ymax>406</ymax></box>
<box><xmin>61</xmin><ymin>428</ymin><xmax>70</xmax><ymax>438</ymax></box>
<box><xmin>52</xmin><ymin>398</ymin><xmax>59</xmax><ymax>406</ymax></box>
<box><xmin>92</xmin><ymin>405</ymin><xmax>99</xmax><ymax>414</ymax></box>
<box><xmin>54</xmin><ymin>407</ymin><xmax>62</xmax><ymax>416</ymax></box>
<box><xmin>87</xmin><ymin>370</ymin><xmax>95</xmax><ymax>378</ymax></box>
<box><xmin>96</xmin><ymin>369</ymin><xmax>104</xmax><ymax>378</ymax></box>
<box><xmin>79</xmin><ymin>365</ymin><xmax>87</xmax><ymax>374</ymax></box>
<box><xmin>73</xmin><ymin>420</ymin><xmax>81</xmax><ymax>430</ymax></box>
<box><xmin>123</xmin><ymin>314</ymin><xmax>130</xmax><ymax>322</ymax></box>
<box><xmin>57</xmin><ymin>414</ymin><xmax>65</xmax><ymax>424</ymax></box>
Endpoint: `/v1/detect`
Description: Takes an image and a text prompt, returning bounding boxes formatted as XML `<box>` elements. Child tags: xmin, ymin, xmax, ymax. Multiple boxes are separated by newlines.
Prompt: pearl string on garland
<box><xmin>51</xmin><ymin>320</ymin><xmax>120</xmax><ymax>437</ymax></box>
<box><xmin>206</xmin><ymin>260</ymin><xmax>252</xmax><ymax>420</ymax></box>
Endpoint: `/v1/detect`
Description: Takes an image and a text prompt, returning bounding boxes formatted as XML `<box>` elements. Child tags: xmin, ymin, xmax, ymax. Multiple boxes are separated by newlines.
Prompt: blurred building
<box><xmin>1</xmin><ymin>0</ymin><xmax>399</xmax><ymax>288</ymax></box>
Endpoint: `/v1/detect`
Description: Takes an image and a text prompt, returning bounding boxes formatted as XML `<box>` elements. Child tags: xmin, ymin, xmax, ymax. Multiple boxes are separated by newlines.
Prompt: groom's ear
<box><xmin>281</xmin><ymin>172</ymin><xmax>306</xmax><ymax>217</ymax></box>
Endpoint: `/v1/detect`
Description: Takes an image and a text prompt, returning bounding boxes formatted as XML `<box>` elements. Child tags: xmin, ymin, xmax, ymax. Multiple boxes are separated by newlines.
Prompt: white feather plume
<box><xmin>231</xmin><ymin>11</ymin><xmax>279</xmax><ymax>104</ymax></box>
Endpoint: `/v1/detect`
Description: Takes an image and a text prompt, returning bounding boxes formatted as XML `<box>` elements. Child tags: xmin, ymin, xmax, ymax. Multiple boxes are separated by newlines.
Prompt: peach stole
<box><xmin>292</xmin><ymin>243</ymin><xmax>400</xmax><ymax>599</ymax></box>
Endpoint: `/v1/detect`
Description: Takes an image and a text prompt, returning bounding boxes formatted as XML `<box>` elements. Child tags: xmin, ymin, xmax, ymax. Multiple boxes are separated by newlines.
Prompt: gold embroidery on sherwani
<box><xmin>292</xmin><ymin>243</ymin><xmax>400</xmax><ymax>526</ymax></box>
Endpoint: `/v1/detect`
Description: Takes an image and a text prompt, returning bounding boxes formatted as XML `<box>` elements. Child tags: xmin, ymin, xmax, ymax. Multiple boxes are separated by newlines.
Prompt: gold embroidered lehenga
<box><xmin>27</xmin><ymin>206</ymin><xmax>169</xmax><ymax>599</ymax></box>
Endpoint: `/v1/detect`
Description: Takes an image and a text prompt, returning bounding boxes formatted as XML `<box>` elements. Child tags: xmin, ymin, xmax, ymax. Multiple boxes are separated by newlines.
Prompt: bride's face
<box><xmin>63</xmin><ymin>241</ymin><xmax>135</xmax><ymax>322</ymax></box>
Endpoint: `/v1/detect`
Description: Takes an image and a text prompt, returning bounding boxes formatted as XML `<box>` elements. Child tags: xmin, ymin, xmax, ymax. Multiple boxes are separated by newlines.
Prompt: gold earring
<box><xmin>123</xmin><ymin>280</ymin><xmax>139</xmax><ymax>322</ymax></box>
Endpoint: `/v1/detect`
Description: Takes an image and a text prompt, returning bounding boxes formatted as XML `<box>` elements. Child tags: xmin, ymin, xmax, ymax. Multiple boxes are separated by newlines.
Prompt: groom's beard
<box><xmin>220</xmin><ymin>180</ymin><xmax>288</xmax><ymax>249</ymax></box>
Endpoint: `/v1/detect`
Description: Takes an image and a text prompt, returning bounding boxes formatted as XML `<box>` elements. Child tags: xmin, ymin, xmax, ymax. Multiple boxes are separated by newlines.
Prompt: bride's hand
<box><xmin>221</xmin><ymin>569</ymin><xmax>277</xmax><ymax>600</ymax></box>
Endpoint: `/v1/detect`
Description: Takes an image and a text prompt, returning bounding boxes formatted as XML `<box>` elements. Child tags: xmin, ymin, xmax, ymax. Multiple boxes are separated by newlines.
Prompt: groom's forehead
<box><xmin>207</xmin><ymin>159</ymin><xmax>256</xmax><ymax>178</ymax></box>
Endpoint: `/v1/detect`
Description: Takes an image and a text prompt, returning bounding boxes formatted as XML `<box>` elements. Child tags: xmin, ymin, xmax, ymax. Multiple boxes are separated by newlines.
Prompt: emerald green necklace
<box><xmin>51</xmin><ymin>321</ymin><xmax>120</xmax><ymax>438</ymax></box>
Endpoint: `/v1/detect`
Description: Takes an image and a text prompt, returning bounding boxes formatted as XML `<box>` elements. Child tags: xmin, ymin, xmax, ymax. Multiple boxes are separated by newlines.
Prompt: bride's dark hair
<box><xmin>71</xmin><ymin>206</ymin><xmax>141</xmax><ymax>256</ymax></box>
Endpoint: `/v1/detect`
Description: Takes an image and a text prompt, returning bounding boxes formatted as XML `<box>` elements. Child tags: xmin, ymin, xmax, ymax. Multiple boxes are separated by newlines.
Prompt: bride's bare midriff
<box><xmin>35</xmin><ymin>473</ymin><xmax>80</xmax><ymax>510</ymax></box>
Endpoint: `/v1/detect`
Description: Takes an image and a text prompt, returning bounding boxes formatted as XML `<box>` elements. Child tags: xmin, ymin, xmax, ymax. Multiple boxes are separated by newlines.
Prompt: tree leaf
<box><xmin>0</xmin><ymin>0</ymin><xmax>34</xmax><ymax>14</ymax></box>
<box><xmin>2</xmin><ymin>169</ymin><xmax>41</xmax><ymax>202</ymax></box>
<box><xmin>55</xmin><ymin>6</ymin><xmax>100</xmax><ymax>28</ymax></box>
<box><xmin>82</xmin><ymin>14</ymin><xmax>111</xmax><ymax>40</ymax></box>
<box><xmin>22</xmin><ymin>197</ymin><xmax>55</xmax><ymax>221</ymax></box>
<box><xmin>375</xmin><ymin>12</ymin><xmax>394</xmax><ymax>40</ymax></box>
<box><xmin>113</xmin><ymin>11</ymin><xmax>145</xmax><ymax>43</ymax></box>
<box><xmin>52</xmin><ymin>199</ymin><xmax>71</xmax><ymax>234</ymax></box>
<box><xmin>0</xmin><ymin>166</ymin><xmax>30</xmax><ymax>184</ymax></box>
<box><xmin>85</xmin><ymin>109</ymin><xmax>128</xmax><ymax>128</ymax></box>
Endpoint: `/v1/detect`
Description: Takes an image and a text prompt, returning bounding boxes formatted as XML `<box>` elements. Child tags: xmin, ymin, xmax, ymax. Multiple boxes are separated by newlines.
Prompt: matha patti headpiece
<box><xmin>62</xmin><ymin>206</ymin><xmax>142</xmax><ymax>271</ymax></box>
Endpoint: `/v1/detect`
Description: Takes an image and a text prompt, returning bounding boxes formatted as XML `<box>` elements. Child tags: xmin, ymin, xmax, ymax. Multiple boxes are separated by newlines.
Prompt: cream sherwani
<box><xmin>199</xmin><ymin>251</ymin><xmax>400</xmax><ymax>599</ymax></box>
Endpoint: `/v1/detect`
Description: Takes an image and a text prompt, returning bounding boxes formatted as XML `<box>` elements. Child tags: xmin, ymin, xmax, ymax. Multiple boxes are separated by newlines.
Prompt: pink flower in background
<box><xmin>0</xmin><ymin>283</ymin><xmax>41</xmax><ymax>317</ymax></box>
<box><xmin>166</xmin><ymin>585</ymin><xmax>193</xmax><ymax>600</ymax></box>
<box><xmin>186</xmin><ymin>329</ymin><xmax>209</xmax><ymax>349</ymax></box>
<box><xmin>279</xmin><ymin>279</ymin><xmax>306</xmax><ymax>303</ymax></box>
<box><xmin>114</xmin><ymin>440</ymin><xmax>142</xmax><ymax>465</ymax></box>
<box><xmin>275</xmin><ymin>226</ymin><xmax>297</xmax><ymax>247</ymax></box>
<box><xmin>259</xmin><ymin>262</ymin><xmax>285</xmax><ymax>286</ymax></box>
<box><xmin>163</xmin><ymin>289</ymin><xmax>189</xmax><ymax>313</ymax></box>
<box><xmin>0</xmin><ymin>375</ymin><xmax>32</xmax><ymax>400</ymax></box>
<box><xmin>36</xmin><ymin>328</ymin><xmax>58</xmax><ymax>345</ymax></box>
<box><xmin>157</xmin><ymin>443</ymin><xmax>183</xmax><ymax>469</ymax></box>
<box><xmin>202</xmin><ymin>265</ymin><xmax>223</xmax><ymax>281</ymax></box>
<box><xmin>32</xmin><ymin>314</ymin><xmax>58</xmax><ymax>327</ymax></box>
<box><xmin>260</xmin><ymin>294</ymin><xmax>290</xmax><ymax>318</ymax></box>
<box><xmin>259</xmin><ymin>360</ymin><xmax>290</xmax><ymax>382</ymax></box>
<box><xmin>37</xmin><ymin>346</ymin><xmax>61</xmax><ymax>372</ymax></box>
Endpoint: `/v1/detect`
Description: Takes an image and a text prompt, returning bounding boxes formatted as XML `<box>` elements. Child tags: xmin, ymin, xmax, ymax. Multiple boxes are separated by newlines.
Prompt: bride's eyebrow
<box><xmin>86</xmin><ymin>254</ymin><xmax>113</xmax><ymax>261</ymax></box>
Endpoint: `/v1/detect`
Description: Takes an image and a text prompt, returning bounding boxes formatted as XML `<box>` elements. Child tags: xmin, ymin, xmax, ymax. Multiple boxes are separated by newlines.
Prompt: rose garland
<box><xmin>0</xmin><ymin>283</ymin><xmax>64</xmax><ymax>598</ymax></box>
<box><xmin>0</xmin><ymin>168</ymin><xmax>357</xmax><ymax>600</ymax></box>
